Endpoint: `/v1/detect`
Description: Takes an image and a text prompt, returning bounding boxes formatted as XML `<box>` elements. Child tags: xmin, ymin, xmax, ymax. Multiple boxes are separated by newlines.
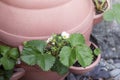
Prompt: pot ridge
<box><xmin>0</xmin><ymin>0</ymin><xmax>72</xmax><ymax>9</ymax></box>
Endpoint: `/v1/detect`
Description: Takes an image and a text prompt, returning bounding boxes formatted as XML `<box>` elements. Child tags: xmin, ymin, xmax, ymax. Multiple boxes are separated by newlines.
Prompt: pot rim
<box><xmin>10</xmin><ymin>68</ymin><xmax>25</xmax><ymax>80</ymax></box>
<box><xmin>0</xmin><ymin>0</ymin><xmax>72</xmax><ymax>9</ymax></box>
<box><xmin>0</xmin><ymin>0</ymin><xmax>93</xmax><ymax>39</ymax></box>
<box><xmin>0</xmin><ymin>0</ymin><xmax>94</xmax><ymax>47</ymax></box>
<box><xmin>17</xmin><ymin>62</ymin><xmax>69</xmax><ymax>80</ymax></box>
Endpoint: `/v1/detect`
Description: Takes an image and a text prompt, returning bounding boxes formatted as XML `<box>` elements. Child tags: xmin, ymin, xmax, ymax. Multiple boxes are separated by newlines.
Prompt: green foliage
<box><xmin>0</xmin><ymin>45</ymin><xmax>19</xmax><ymax>80</ymax></box>
<box><xmin>59</xmin><ymin>33</ymin><xmax>100</xmax><ymax>67</ymax></box>
<box><xmin>24</xmin><ymin>40</ymin><xmax>47</xmax><ymax>54</ymax></box>
<box><xmin>45</xmin><ymin>34</ymin><xmax>70</xmax><ymax>57</ymax></box>
<box><xmin>59</xmin><ymin>46</ymin><xmax>76</xmax><ymax>67</ymax></box>
<box><xmin>0</xmin><ymin>57</ymin><xmax>15</xmax><ymax>70</ymax></box>
<box><xmin>103</xmin><ymin>3</ymin><xmax>120</xmax><ymax>24</ymax></box>
<box><xmin>9</xmin><ymin>48</ymin><xmax>19</xmax><ymax>60</ymax></box>
<box><xmin>0</xmin><ymin>68</ymin><xmax>13</xmax><ymax>80</ymax></box>
<box><xmin>94</xmin><ymin>48</ymin><xmax>101</xmax><ymax>56</ymax></box>
<box><xmin>37</xmin><ymin>54</ymin><xmax>55</xmax><ymax>71</ymax></box>
<box><xmin>75</xmin><ymin>45</ymin><xmax>93</xmax><ymax>67</ymax></box>
<box><xmin>68</xmin><ymin>33</ymin><xmax>85</xmax><ymax>46</ymax></box>
<box><xmin>51</xmin><ymin>59</ymin><xmax>68</xmax><ymax>75</ymax></box>
<box><xmin>21</xmin><ymin>33</ymin><xmax>101</xmax><ymax>75</ymax></box>
<box><xmin>21</xmin><ymin>40</ymin><xmax>55</xmax><ymax>71</ymax></box>
<box><xmin>21</xmin><ymin>55</ymin><xmax>36</xmax><ymax>65</ymax></box>
<box><xmin>0</xmin><ymin>45</ymin><xmax>19</xmax><ymax>70</ymax></box>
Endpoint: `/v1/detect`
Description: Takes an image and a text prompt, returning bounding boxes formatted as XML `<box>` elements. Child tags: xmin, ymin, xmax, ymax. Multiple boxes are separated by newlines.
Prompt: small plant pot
<box><xmin>10</xmin><ymin>68</ymin><xmax>25</xmax><ymax>80</ymax></box>
<box><xmin>93</xmin><ymin>0</ymin><xmax>110</xmax><ymax>25</ymax></box>
<box><xmin>69</xmin><ymin>43</ymin><xmax>101</xmax><ymax>74</ymax></box>
<box><xmin>18</xmin><ymin>63</ymin><xmax>68</xmax><ymax>80</ymax></box>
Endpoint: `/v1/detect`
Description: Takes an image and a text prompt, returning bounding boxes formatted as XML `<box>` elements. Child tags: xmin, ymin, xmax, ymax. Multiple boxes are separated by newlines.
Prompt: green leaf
<box><xmin>59</xmin><ymin>46</ymin><xmax>76</xmax><ymax>67</ymax></box>
<box><xmin>113</xmin><ymin>3</ymin><xmax>120</xmax><ymax>13</ymax></box>
<box><xmin>21</xmin><ymin>47</ymin><xmax>55</xmax><ymax>71</ymax></box>
<box><xmin>94</xmin><ymin>48</ymin><xmax>101</xmax><ymax>56</ymax></box>
<box><xmin>0</xmin><ymin>70</ymin><xmax>13</xmax><ymax>80</ymax></box>
<box><xmin>37</xmin><ymin>54</ymin><xmax>55</xmax><ymax>71</ymax></box>
<box><xmin>9</xmin><ymin>48</ymin><xmax>19</xmax><ymax>60</ymax></box>
<box><xmin>21</xmin><ymin>40</ymin><xmax>55</xmax><ymax>71</ymax></box>
<box><xmin>51</xmin><ymin>59</ymin><xmax>68</xmax><ymax>75</ymax></box>
<box><xmin>4</xmin><ymin>70</ymin><xmax>13</xmax><ymax>80</ymax></box>
<box><xmin>69</xmin><ymin>33</ymin><xmax>85</xmax><ymax>47</ymax></box>
<box><xmin>24</xmin><ymin>40</ymin><xmax>46</xmax><ymax>53</ymax></box>
<box><xmin>103</xmin><ymin>10</ymin><xmax>114</xmax><ymax>21</ymax></box>
<box><xmin>0</xmin><ymin>45</ymin><xmax>10</xmax><ymax>57</ymax></box>
<box><xmin>76</xmin><ymin>45</ymin><xmax>93</xmax><ymax>67</ymax></box>
<box><xmin>21</xmin><ymin>55</ymin><xmax>36</xmax><ymax>65</ymax></box>
<box><xmin>0</xmin><ymin>57</ymin><xmax>15</xmax><ymax>70</ymax></box>
<box><xmin>22</xmin><ymin>47</ymin><xmax>37</xmax><ymax>55</ymax></box>
<box><xmin>101</xmin><ymin>0</ymin><xmax>106</xmax><ymax>2</ymax></box>
<box><xmin>112</xmin><ymin>4</ymin><xmax>120</xmax><ymax>24</ymax></box>
<box><xmin>103</xmin><ymin>3</ymin><xmax>120</xmax><ymax>24</ymax></box>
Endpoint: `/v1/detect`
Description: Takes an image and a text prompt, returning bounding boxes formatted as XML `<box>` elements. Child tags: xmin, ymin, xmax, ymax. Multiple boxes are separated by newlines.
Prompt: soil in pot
<box><xmin>69</xmin><ymin>43</ymin><xmax>101</xmax><ymax>74</ymax></box>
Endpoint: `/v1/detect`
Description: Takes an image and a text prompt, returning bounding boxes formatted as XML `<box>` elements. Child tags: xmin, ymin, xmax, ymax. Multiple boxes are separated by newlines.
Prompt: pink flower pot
<box><xmin>93</xmin><ymin>0</ymin><xmax>110</xmax><ymax>25</ymax></box>
<box><xmin>0</xmin><ymin>0</ymin><xmax>94</xmax><ymax>47</ymax></box>
<box><xmin>18</xmin><ymin>63</ymin><xmax>68</xmax><ymax>80</ymax></box>
<box><xmin>0</xmin><ymin>0</ymin><xmax>71</xmax><ymax>9</ymax></box>
<box><xmin>69</xmin><ymin>43</ymin><xmax>101</xmax><ymax>74</ymax></box>
<box><xmin>10</xmin><ymin>68</ymin><xmax>25</xmax><ymax>80</ymax></box>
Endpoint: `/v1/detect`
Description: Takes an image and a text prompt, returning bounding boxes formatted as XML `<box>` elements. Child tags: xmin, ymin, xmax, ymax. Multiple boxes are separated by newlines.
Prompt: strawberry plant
<box><xmin>21</xmin><ymin>32</ymin><xmax>100</xmax><ymax>75</ymax></box>
<box><xmin>0</xmin><ymin>45</ymin><xmax>19</xmax><ymax>80</ymax></box>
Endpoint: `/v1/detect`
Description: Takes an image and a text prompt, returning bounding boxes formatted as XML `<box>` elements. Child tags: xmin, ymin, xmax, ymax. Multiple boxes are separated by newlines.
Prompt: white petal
<box><xmin>16</xmin><ymin>58</ymin><xmax>21</xmax><ymax>64</ymax></box>
<box><xmin>61</xmin><ymin>31</ymin><xmax>70</xmax><ymax>39</ymax></box>
<box><xmin>46</xmin><ymin>36</ymin><xmax>53</xmax><ymax>43</ymax></box>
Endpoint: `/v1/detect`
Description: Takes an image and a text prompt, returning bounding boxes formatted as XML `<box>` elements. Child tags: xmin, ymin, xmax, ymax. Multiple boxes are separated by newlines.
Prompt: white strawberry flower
<box><xmin>16</xmin><ymin>58</ymin><xmax>21</xmax><ymax>64</ymax></box>
<box><xmin>61</xmin><ymin>31</ymin><xmax>70</xmax><ymax>39</ymax></box>
<box><xmin>52</xmin><ymin>42</ymin><xmax>55</xmax><ymax>45</ymax></box>
<box><xmin>46</xmin><ymin>36</ymin><xmax>53</xmax><ymax>43</ymax></box>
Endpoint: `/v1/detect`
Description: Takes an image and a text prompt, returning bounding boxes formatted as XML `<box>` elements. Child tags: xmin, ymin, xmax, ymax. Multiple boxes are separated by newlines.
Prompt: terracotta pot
<box><xmin>0</xmin><ymin>0</ymin><xmax>71</xmax><ymax>9</ymax></box>
<box><xmin>10</xmin><ymin>68</ymin><xmax>25</xmax><ymax>80</ymax></box>
<box><xmin>69</xmin><ymin>43</ymin><xmax>101</xmax><ymax>74</ymax></box>
<box><xmin>18</xmin><ymin>63</ymin><xmax>68</xmax><ymax>80</ymax></box>
<box><xmin>0</xmin><ymin>0</ymin><xmax>94</xmax><ymax>47</ymax></box>
<box><xmin>93</xmin><ymin>0</ymin><xmax>110</xmax><ymax>25</ymax></box>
